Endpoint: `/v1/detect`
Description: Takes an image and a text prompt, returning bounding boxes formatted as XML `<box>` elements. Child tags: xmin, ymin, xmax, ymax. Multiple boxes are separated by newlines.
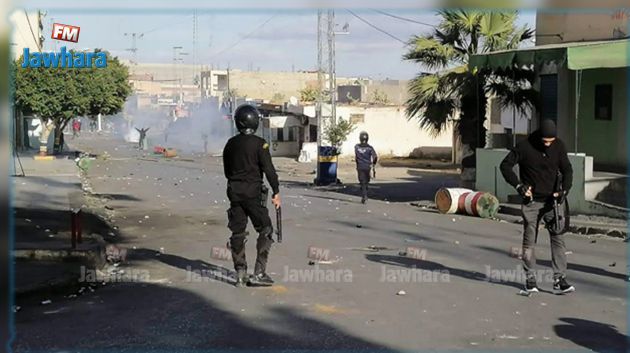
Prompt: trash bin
<box><xmin>316</xmin><ymin>146</ymin><xmax>338</xmax><ymax>185</ymax></box>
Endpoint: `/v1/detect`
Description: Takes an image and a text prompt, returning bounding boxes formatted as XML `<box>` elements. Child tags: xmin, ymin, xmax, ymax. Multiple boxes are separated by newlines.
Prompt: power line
<box><xmin>371</xmin><ymin>9</ymin><xmax>437</xmax><ymax>28</ymax></box>
<box><xmin>24</xmin><ymin>10</ymin><xmax>42</xmax><ymax>52</ymax></box>
<box><xmin>346</xmin><ymin>9</ymin><xmax>406</xmax><ymax>44</ymax></box>
<box><xmin>142</xmin><ymin>15</ymin><xmax>192</xmax><ymax>35</ymax></box>
<box><xmin>209</xmin><ymin>13</ymin><xmax>277</xmax><ymax>59</ymax></box>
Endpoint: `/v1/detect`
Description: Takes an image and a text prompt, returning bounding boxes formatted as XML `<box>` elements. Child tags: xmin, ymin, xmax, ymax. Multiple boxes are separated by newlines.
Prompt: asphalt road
<box><xmin>13</xmin><ymin>133</ymin><xmax>628</xmax><ymax>352</ymax></box>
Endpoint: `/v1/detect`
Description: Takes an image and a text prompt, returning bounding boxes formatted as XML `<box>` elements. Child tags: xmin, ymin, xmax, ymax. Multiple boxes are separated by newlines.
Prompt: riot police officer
<box><xmin>354</xmin><ymin>131</ymin><xmax>378</xmax><ymax>204</ymax></box>
<box><xmin>223</xmin><ymin>104</ymin><xmax>281</xmax><ymax>287</ymax></box>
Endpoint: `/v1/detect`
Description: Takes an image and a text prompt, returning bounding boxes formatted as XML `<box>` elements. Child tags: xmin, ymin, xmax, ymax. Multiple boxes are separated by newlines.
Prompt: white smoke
<box><xmin>118</xmin><ymin>98</ymin><xmax>233</xmax><ymax>154</ymax></box>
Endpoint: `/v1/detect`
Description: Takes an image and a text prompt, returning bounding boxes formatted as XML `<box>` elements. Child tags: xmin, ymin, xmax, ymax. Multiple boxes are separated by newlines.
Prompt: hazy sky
<box><xmin>15</xmin><ymin>1</ymin><xmax>536</xmax><ymax>79</ymax></box>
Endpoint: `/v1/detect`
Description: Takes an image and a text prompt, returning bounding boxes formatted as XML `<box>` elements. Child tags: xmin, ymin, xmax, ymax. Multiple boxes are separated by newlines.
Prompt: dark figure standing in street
<box><xmin>354</xmin><ymin>131</ymin><xmax>378</xmax><ymax>204</ymax></box>
<box><xmin>135</xmin><ymin>127</ymin><xmax>149</xmax><ymax>150</ymax></box>
<box><xmin>223</xmin><ymin>104</ymin><xmax>281</xmax><ymax>287</ymax></box>
<box><xmin>500</xmin><ymin>119</ymin><xmax>575</xmax><ymax>294</ymax></box>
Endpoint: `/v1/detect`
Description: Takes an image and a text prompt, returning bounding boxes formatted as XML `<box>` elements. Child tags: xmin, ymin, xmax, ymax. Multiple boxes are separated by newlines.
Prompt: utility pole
<box><xmin>227</xmin><ymin>64</ymin><xmax>235</xmax><ymax>137</ymax></box>
<box><xmin>172</xmin><ymin>46</ymin><xmax>183</xmax><ymax>108</ymax></box>
<box><xmin>192</xmin><ymin>10</ymin><xmax>198</xmax><ymax>84</ymax></box>
<box><xmin>316</xmin><ymin>10</ymin><xmax>325</xmax><ymax>184</ymax></box>
<box><xmin>179</xmin><ymin>52</ymin><xmax>189</xmax><ymax>105</ymax></box>
<box><xmin>125</xmin><ymin>32</ymin><xmax>144</xmax><ymax>69</ymax></box>
<box><xmin>327</xmin><ymin>10</ymin><xmax>336</xmax><ymax>127</ymax></box>
<box><xmin>315</xmin><ymin>10</ymin><xmax>349</xmax><ymax>184</ymax></box>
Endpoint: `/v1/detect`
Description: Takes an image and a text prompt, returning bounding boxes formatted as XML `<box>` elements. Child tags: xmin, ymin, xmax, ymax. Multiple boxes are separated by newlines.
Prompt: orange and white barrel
<box><xmin>435</xmin><ymin>188</ymin><xmax>474</xmax><ymax>214</ymax></box>
<box><xmin>457</xmin><ymin>191</ymin><xmax>500</xmax><ymax>219</ymax></box>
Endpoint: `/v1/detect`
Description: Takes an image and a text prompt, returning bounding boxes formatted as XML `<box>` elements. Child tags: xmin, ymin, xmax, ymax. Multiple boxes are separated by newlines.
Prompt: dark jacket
<box><xmin>223</xmin><ymin>134</ymin><xmax>279</xmax><ymax>201</ymax></box>
<box><xmin>500</xmin><ymin>130</ymin><xmax>573</xmax><ymax>200</ymax></box>
<box><xmin>354</xmin><ymin>143</ymin><xmax>377</xmax><ymax>170</ymax></box>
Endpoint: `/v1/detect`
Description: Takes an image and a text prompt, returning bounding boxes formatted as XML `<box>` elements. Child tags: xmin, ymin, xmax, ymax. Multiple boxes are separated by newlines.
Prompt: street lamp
<box><xmin>177</xmin><ymin>52</ymin><xmax>189</xmax><ymax>105</ymax></box>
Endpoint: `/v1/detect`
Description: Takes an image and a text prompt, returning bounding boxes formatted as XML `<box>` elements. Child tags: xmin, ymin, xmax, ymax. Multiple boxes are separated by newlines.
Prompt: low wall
<box><xmin>475</xmin><ymin>148</ymin><xmax>618</xmax><ymax>216</ymax></box>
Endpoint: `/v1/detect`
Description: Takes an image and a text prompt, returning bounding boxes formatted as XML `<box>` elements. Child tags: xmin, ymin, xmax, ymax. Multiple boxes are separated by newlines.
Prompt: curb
<box><xmin>410</xmin><ymin>202</ymin><xmax>628</xmax><ymax>239</ymax></box>
<box><xmin>14</xmin><ymin>236</ymin><xmax>106</xmax><ymax>298</ymax></box>
<box><xmin>497</xmin><ymin>205</ymin><xmax>627</xmax><ymax>239</ymax></box>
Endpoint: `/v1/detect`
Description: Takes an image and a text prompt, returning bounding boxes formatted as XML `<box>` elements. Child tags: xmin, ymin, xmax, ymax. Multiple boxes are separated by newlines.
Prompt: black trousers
<box><xmin>357</xmin><ymin>168</ymin><xmax>371</xmax><ymax>198</ymax></box>
<box><xmin>227</xmin><ymin>197</ymin><xmax>274</xmax><ymax>274</ymax></box>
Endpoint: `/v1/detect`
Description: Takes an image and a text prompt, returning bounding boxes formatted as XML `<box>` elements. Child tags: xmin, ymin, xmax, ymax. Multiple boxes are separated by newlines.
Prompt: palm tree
<box><xmin>404</xmin><ymin>10</ymin><xmax>538</xmax><ymax>167</ymax></box>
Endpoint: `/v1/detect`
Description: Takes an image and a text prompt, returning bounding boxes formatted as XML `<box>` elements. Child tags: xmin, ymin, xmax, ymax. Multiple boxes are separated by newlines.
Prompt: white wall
<box><xmin>499</xmin><ymin>107</ymin><xmax>531</xmax><ymax>134</ymax></box>
<box><xmin>304</xmin><ymin>105</ymin><xmax>453</xmax><ymax>157</ymax></box>
<box><xmin>10</xmin><ymin>10</ymin><xmax>42</xmax><ymax>60</ymax></box>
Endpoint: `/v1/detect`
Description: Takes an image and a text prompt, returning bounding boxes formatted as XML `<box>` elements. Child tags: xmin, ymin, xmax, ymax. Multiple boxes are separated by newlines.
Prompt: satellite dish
<box><xmin>289</xmin><ymin>96</ymin><xmax>298</xmax><ymax>106</ymax></box>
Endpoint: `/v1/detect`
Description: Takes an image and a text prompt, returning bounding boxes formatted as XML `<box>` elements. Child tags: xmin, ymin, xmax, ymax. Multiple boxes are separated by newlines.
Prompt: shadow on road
<box><xmin>92</xmin><ymin>193</ymin><xmax>143</xmax><ymax>202</ymax></box>
<box><xmin>554</xmin><ymin>318</ymin><xmax>628</xmax><ymax>353</ymax></box>
<box><xmin>364</xmin><ymin>254</ymin><xmax>524</xmax><ymax>290</ymax></box>
<box><xmin>476</xmin><ymin>245</ymin><xmax>629</xmax><ymax>282</ymax></box>
<box><xmin>330</xmin><ymin>219</ymin><xmax>445</xmax><ymax>243</ymax></box>
<box><xmin>13</xmin><ymin>280</ymin><xmax>401</xmax><ymax>351</ymax></box>
<box><xmin>14</xmin><ymin>207</ymin><xmax>120</xmax><ymax>245</ymax></box>
<box><xmin>130</xmin><ymin>248</ymin><xmax>237</xmax><ymax>286</ymax></box>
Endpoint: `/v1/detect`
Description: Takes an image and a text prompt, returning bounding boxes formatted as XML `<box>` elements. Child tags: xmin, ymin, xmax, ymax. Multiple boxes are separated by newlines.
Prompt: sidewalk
<box><xmin>496</xmin><ymin>203</ymin><xmax>628</xmax><ymax>239</ymax></box>
<box><xmin>12</xmin><ymin>148</ymin><xmax>107</xmax><ymax>298</ymax></box>
<box><xmin>273</xmin><ymin>155</ymin><xmax>629</xmax><ymax>239</ymax></box>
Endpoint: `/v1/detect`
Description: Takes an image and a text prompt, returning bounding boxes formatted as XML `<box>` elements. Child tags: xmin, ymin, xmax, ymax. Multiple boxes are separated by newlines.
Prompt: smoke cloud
<box><xmin>119</xmin><ymin>99</ymin><xmax>233</xmax><ymax>155</ymax></box>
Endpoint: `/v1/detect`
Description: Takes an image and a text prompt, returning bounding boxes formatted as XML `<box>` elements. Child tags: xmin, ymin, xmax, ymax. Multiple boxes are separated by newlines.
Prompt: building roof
<box><xmin>469</xmin><ymin>38</ymin><xmax>630</xmax><ymax>71</ymax></box>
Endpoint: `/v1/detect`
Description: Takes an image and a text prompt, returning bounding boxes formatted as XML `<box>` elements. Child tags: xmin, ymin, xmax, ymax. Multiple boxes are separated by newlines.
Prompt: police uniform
<box><xmin>354</xmin><ymin>131</ymin><xmax>377</xmax><ymax>204</ymax></box>
<box><xmin>223</xmin><ymin>105</ymin><xmax>279</xmax><ymax>287</ymax></box>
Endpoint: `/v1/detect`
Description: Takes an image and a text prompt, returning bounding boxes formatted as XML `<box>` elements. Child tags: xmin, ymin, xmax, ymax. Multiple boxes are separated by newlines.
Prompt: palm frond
<box><xmin>403</xmin><ymin>36</ymin><xmax>459</xmax><ymax>70</ymax></box>
<box><xmin>405</xmin><ymin>72</ymin><xmax>459</xmax><ymax>137</ymax></box>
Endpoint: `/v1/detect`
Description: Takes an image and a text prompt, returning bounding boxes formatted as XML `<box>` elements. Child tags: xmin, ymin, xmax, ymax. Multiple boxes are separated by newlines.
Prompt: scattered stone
<box><xmin>396</xmin><ymin>290</ymin><xmax>406</xmax><ymax>296</ymax></box>
<box><xmin>355</xmin><ymin>225</ymin><xmax>362</xmax><ymax>228</ymax></box>
<box><xmin>13</xmin><ymin>306</ymin><xmax>21</xmax><ymax>313</ymax></box>
<box><xmin>590</xmin><ymin>240</ymin><xmax>597</xmax><ymax>244</ymax></box>
<box><xmin>144</xmin><ymin>215</ymin><xmax>150</xmax><ymax>219</ymax></box>
<box><xmin>609</xmin><ymin>262</ymin><xmax>616</xmax><ymax>267</ymax></box>
<box><xmin>105</xmin><ymin>244</ymin><xmax>127</xmax><ymax>263</ymax></box>
<box><xmin>41</xmin><ymin>299</ymin><xmax>52</xmax><ymax>305</ymax></box>
<box><xmin>565</xmin><ymin>251</ymin><xmax>573</xmax><ymax>255</ymax></box>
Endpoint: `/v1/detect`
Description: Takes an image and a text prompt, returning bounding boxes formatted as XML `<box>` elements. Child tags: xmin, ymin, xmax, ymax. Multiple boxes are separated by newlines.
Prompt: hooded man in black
<box><xmin>500</xmin><ymin>119</ymin><xmax>575</xmax><ymax>294</ymax></box>
<box><xmin>223</xmin><ymin>104</ymin><xmax>281</xmax><ymax>287</ymax></box>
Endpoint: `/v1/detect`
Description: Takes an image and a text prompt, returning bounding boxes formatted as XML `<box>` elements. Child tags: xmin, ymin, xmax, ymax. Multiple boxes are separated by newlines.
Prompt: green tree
<box><xmin>299</xmin><ymin>86</ymin><xmax>319</xmax><ymax>103</ymax></box>
<box><xmin>82</xmin><ymin>52</ymin><xmax>132</xmax><ymax>135</ymax></box>
<box><xmin>14</xmin><ymin>50</ymin><xmax>131</xmax><ymax>154</ymax></box>
<box><xmin>404</xmin><ymin>10</ymin><xmax>538</xmax><ymax>166</ymax></box>
<box><xmin>271</xmin><ymin>92</ymin><xmax>285</xmax><ymax>104</ymax></box>
<box><xmin>371</xmin><ymin>88</ymin><xmax>389</xmax><ymax>105</ymax></box>
<box><xmin>14</xmin><ymin>57</ymin><xmax>88</xmax><ymax>155</ymax></box>
<box><xmin>323</xmin><ymin>118</ymin><xmax>357</xmax><ymax>155</ymax></box>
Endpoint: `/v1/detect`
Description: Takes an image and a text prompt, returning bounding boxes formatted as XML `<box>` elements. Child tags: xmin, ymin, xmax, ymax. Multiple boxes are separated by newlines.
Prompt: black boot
<box><xmin>250</xmin><ymin>227</ymin><xmax>274</xmax><ymax>287</ymax></box>
<box><xmin>229</xmin><ymin>232</ymin><xmax>248</xmax><ymax>287</ymax></box>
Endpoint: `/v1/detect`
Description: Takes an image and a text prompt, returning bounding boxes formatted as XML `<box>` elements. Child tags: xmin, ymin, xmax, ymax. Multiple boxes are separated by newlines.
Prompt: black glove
<box><xmin>516</xmin><ymin>184</ymin><xmax>532</xmax><ymax>203</ymax></box>
<box><xmin>556</xmin><ymin>190</ymin><xmax>567</xmax><ymax>204</ymax></box>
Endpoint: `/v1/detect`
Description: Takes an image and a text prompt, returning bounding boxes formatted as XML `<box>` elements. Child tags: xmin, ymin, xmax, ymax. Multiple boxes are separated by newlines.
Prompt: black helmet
<box><xmin>234</xmin><ymin>104</ymin><xmax>260</xmax><ymax>134</ymax></box>
<box><xmin>359</xmin><ymin>131</ymin><xmax>369</xmax><ymax>144</ymax></box>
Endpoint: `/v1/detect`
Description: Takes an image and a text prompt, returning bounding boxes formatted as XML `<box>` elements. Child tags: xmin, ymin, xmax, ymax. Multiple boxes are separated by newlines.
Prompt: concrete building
<box><xmin>471</xmin><ymin>9</ymin><xmax>629</xmax><ymax>216</ymax></box>
<box><xmin>262</xmin><ymin>103</ymin><xmax>455</xmax><ymax>161</ymax></box>
<box><xmin>9</xmin><ymin>9</ymin><xmax>43</xmax><ymax>61</ymax></box>
<box><xmin>535</xmin><ymin>10</ymin><xmax>629</xmax><ymax>46</ymax></box>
